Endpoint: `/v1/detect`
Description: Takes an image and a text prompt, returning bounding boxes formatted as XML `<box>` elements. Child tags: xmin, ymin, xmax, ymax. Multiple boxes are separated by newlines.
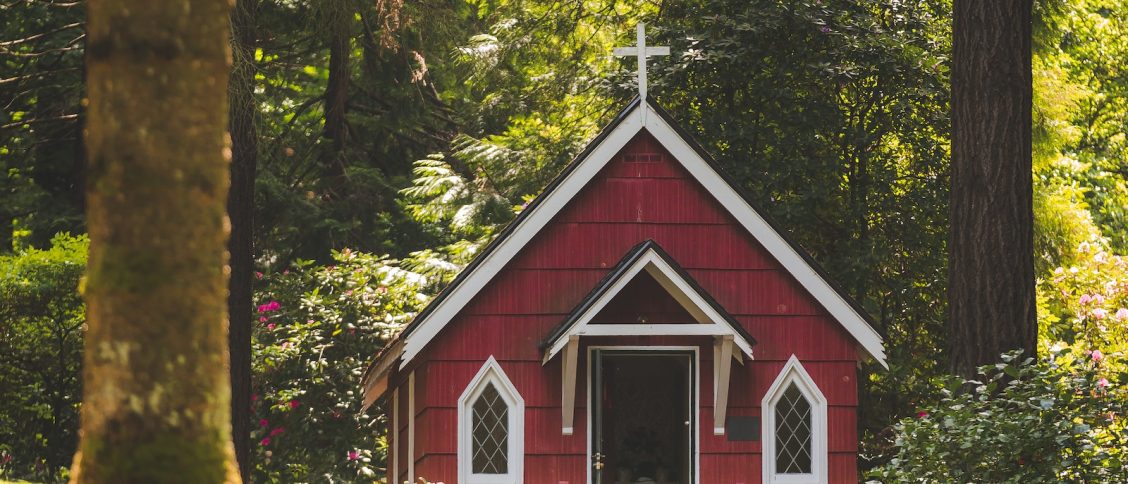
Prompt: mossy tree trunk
<box><xmin>73</xmin><ymin>0</ymin><xmax>239</xmax><ymax>481</ymax></box>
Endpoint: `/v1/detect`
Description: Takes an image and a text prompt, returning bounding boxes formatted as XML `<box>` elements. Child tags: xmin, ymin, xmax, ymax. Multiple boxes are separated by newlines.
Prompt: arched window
<box><xmin>762</xmin><ymin>355</ymin><xmax>827</xmax><ymax>484</ymax></box>
<box><xmin>458</xmin><ymin>356</ymin><xmax>524</xmax><ymax>483</ymax></box>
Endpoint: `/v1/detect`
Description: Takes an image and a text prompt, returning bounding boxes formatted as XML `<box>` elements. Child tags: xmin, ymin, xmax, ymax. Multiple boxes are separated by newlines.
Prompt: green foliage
<box><xmin>250</xmin><ymin>249</ymin><xmax>431</xmax><ymax>482</ymax></box>
<box><xmin>1038</xmin><ymin>237</ymin><xmax>1128</xmax><ymax>369</ymax></box>
<box><xmin>0</xmin><ymin>0</ymin><xmax>86</xmax><ymax>252</ymax></box>
<box><xmin>1047</xmin><ymin>0</ymin><xmax>1128</xmax><ymax>250</ymax></box>
<box><xmin>0</xmin><ymin>233</ymin><xmax>86</xmax><ymax>483</ymax></box>
<box><xmin>649</xmin><ymin>0</ymin><xmax>952</xmax><ymax>457</ymax></box>
<box><xmin>869</xmin><ymin>349</ymin><xmax>1127</xmax><ymax>483</ymax></box>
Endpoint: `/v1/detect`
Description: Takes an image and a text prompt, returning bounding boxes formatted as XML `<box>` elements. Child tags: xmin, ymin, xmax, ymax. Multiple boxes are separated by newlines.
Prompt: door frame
<box><xmin>586</xmin><ymin>346</ymin><xmax>700</xmax><ymax>484</ymax></box>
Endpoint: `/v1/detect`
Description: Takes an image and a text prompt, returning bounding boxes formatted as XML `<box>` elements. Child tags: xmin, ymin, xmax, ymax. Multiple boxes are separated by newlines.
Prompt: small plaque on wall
<box><xmin>725</xmin><ymin>416</ymin><xmax>760</xmax><ymax>441</ymax></box>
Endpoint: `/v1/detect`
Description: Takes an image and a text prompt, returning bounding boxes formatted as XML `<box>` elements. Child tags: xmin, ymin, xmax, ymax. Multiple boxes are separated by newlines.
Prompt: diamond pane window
<box><xmin>471</xmin><ymin>383</ymin><xmax>510</xmax><ymax>474</ymax></box>
<box><xmin>774</xmin><ymin>383</ymin><xmax>812</xmax><ymax>474</ymax></box>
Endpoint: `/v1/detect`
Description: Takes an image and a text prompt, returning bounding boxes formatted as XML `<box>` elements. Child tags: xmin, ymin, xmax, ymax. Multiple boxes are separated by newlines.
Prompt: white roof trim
<box><xmin>542</xmin><ymin>248</ymin><xmax>755</xmax><ymax>362</ymax></box>
<box><xmin>399</xmin><ymin>100</ymin><xmax>886</xmax><ymax>369</ymax></box>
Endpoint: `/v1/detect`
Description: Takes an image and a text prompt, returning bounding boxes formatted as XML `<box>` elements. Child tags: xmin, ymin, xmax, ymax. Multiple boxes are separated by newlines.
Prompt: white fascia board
<box><xmin>543</xmin><ymin>249</ymin><xmax>755</xmax><ymax>360</ymax></box>
<box><xmin>640</xmin><ymin>103</ymin><xmax>887</xmax><ymax>367</ymax></box>
<box><xmin>398</xmin><ymin>100</ymin><xmax>886</xmax><ymax>369</ymax></box>
<box><xmin>397</xmin><ymin>106</ymin><xmax>645</xmax><ymax>368</ymax></box>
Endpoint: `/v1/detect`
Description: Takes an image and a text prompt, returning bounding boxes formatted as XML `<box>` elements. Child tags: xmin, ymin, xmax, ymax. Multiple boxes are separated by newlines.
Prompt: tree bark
<box><xmin>322</xmin><ymin>19</ymin><xmax>351</xmax><ymax>193</ymax></box>
<box><xmin>949</xmin><ymin>0</ymin><xmax>1036</xmax><ymax>377</ymax></box>
<box><xmin>73</xmin><ymin>0</ymin><xmax>239</xmax><ymax>481</ymax></box>
<box><xmin>228</xmin><ymin>0</ymin><xmax>258</xmax><ymax>480</ymax></box>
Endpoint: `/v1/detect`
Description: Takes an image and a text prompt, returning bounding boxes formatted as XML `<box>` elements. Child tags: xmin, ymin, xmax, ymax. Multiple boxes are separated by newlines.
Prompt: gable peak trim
<box><xmin>371</xmin><ymin>97</ymin><xmax>884</xmax><ymax>384</ymax></box>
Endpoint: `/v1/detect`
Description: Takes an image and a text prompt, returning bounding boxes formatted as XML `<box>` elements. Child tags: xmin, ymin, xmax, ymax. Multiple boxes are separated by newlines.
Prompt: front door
<box><xmin>591</xmin><ymin>350</ymin><xmax>695</xmax><ymax>484</ymax></box>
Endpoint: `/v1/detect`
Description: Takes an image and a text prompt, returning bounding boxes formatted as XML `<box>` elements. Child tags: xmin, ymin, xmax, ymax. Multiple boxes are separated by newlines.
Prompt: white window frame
<box><xmin>458</xmin><ymin>356</ymin><xmax>524</xmax><ymax>484</ymax></box>
<box><xmin>761</xmin><ymin>355</ymin><xmax>828</xmax><ymax>484</ymax></box>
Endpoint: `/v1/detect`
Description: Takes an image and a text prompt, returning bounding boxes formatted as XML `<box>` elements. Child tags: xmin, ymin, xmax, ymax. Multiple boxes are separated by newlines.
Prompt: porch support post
<box><xmin>713</xmin><ymin>335</ymin><xmax>733</xmax><ymax>435</ymax></box>
<box><xmin>561</xmin><ymin>335</ymin><xmax>579</xmax><ymax>435</ymax></box>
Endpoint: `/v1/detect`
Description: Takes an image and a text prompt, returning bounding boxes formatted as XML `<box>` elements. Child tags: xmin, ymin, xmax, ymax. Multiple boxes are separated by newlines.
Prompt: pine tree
<box><xmin>949</xmin><ymin>0</ymin><xmax>1036</xmax><ymax>377</ymax></box>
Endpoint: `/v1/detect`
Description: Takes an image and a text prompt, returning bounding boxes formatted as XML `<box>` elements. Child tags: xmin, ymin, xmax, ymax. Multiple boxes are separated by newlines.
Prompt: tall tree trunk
<box><xmin>322</xmin><ymin>20</ymin><xmax>351</xmax><ymax>194</ymax></box>
<box><xmin>948</xmin><ymin>0</ymin><xmax>1036</xmax><ymax>377</ymax></box>
<box><xmin>73</xmin><ymin>0</ymin><xmax>239</xmax><ymax>481</ymax></box>
<box><xmin>228</xmin><ymin>0</ymin><xmax>259</xmax><ymax>480</ymax></box>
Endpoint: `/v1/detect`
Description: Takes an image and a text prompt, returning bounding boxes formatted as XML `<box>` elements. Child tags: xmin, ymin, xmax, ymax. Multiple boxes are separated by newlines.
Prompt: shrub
<box><xmin>869</xmin><ymin>348</ymin><xmax>1127</xmax><ymax>483</ymax></box>
<box><xmin>251</xmin><ymin>249</ymin><xmax>428</xmax><ymax>482</ymax></box>
<box><xmin>1038</xmin><ymin>238</ymin><xmax>1128</xmax><ymax>371</ymax></box>
<box><xmin>0</xmin><ymin>233</ymin><xmax>87</xmax><ymax>483</ymax></box>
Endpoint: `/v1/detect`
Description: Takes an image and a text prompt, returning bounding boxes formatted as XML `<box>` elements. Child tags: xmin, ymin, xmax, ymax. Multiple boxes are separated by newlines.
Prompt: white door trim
<box><xmin>585</xmin><ymin>346</ymin><xmax>700</xmax><ymax>484</ymax></box>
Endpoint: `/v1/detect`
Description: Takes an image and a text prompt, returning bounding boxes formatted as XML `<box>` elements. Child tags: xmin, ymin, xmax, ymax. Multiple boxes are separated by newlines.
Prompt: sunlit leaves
<box><xmin>251</xmin><ymin>249</ymin><xmax>429</xmax><ymax>482</ymax></box>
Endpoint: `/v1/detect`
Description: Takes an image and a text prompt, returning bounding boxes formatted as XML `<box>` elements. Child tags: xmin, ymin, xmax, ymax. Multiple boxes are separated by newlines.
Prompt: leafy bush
<box><xmin>1038</xmin><ymin>238</ymin><xmax>1128</xmax><ymax>370</ymax></box>
<box><xmin>869</xmin><ymin>349</ymin><xmax>1127</xmax><ymax>483</ymax></box>
<box><xmin>250</xmin><ymin>249</ymin><xmax>429</xmax><ymax>482</ymax></box>
<box><xmin>0</xmin><ymin>233</ymin><xmax>86</xmax><ymax>483</ymax></box>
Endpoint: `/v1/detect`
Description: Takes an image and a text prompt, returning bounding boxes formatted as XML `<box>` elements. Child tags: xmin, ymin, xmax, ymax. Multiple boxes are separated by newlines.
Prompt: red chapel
<box><xmin>361</xmin><ymin>96</ymin><xmax>886</xmax><ymax>484</ymax></box>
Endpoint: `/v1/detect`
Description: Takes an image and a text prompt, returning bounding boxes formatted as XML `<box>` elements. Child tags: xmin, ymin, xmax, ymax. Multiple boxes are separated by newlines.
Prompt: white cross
<box><xmin>614</xmin><ymin>23</ymin><xmax>669</xmax><ymax>118</ymax></box>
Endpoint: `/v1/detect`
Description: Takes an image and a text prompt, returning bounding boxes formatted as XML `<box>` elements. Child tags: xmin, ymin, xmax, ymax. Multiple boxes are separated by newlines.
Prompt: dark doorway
<box><xmin>592</xmin><ymin>350</ymin><xmax>694</xmax><ymax>484</ymax></box>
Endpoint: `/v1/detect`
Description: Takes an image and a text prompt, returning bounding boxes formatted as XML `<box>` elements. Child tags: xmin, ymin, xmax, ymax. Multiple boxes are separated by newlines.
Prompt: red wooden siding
<box><xmin>396</xmin><ymin>131</ymin><xmax>865</xmax><ymax>483</ymax></box>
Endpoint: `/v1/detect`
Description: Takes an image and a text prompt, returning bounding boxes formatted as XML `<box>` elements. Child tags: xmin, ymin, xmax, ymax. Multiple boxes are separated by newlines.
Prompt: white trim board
<box><xmin>542</xmin><ymin>246</ymin><xmax>755</xmax><ymax>363</ymax></box>
<box><xmin>586</xmin><ymin>346</ymin><xmax>700</xmax><ymax>484</ymax></box>
<box><xmin>391</xmin><ymin>388</ymin><xmax>399</xmax><ymax>483</ymax></box>
<box><xmin>395</xmin><ymin>100</ymin><xmax>886</xmax><ymax>369</ymax></box>
<box><xmin>407</xmin><ymin>371</ymin><xmax>415</xmax><ymax>484</ymax></box>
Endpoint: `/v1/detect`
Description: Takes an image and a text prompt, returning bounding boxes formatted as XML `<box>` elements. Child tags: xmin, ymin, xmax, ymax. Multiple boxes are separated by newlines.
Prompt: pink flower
<box><xmin>1094</xmin><ymin>294</ymin><xmax>1106</xmax><ymax>305</ymax></box>
<box><xmin>1092</xmin><ymin>308</ymin><xmax>1108</xmax><ymax>320</ymax></box>
<box><xmin>257</xmin><ymin>301</ymin><xmax>281</xmax><ymax>313</ymax></box>
<box><xmin>348</xmin><ymin>450</ymin><xmax>359</xmax><ymax>461</ymax></box>
<box><xmin>260</xmin><ymin>437</ymin><xmax>271</xmax><ymax>446</ymax></box>
<box><xmin>819</xmin><ymin>25</ymin><xmax>831</xmax><ymax>34</ymax></box>
<box><xmin>259</xmin><ymin>418</ymin><xmax>269</xmax><ymax>428</ymax></box>
<box><xmin>251</xmin><ymin>394</ymin><xmax>258</xmax><ymax>402</ymax></box>
<box><xmin>289</xmin><ymin>400</ymin><xmax>300</xmax><ymax>409</ymax></box>
<box><xmin>259</xmin><ymin>316</ymin><xmax>268</xmax><ymax>323</ymax></box>
<box><xmin>1116</xmin><ymin>308</ymin><xmax>1128</xmax><ymax>321</ymax></box>
<box><xmin>267</xmin><ymin>323</ymin><xmax>276</xmax><ymax>330</ymax></box>
<box><xmin>270</xmin><ymin>427</ymin><xmax>285</xmax><ymax>437</ymax></box>
<box><xmin>255</xmin><ymin>271</ymin><xmax>264</xmax><ymax>279</ymax></box>
<box><xmin>1092</xmin><ymin>350</ymin><xmax>1104</xmax><ymax>362</ymax></box>
<box><xmin>916</xmin><ymin>411</ymin><xmax>928</xmax><ymax>419</ymax></box>
<box><xmin>1080</xmin><ymin>294</ymin><xmax>1093</xmax><ymax>305</ymax></box>
<box><xmin>1097</xmin><ymin>378</ymin><xmax>1110</xmax><ymax>389</ymax></box>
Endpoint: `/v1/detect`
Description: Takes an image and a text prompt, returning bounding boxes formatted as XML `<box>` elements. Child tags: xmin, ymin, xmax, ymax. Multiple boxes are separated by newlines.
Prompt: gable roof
<box><xmin>362</xmin><ymin>96</ymin><xmax>887</xmax><ymax>406</ymax></box>
<box><xmin>540</xmin><ymin>239</ymin><xmax>757</xmax><ymax>362</ymax></box>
